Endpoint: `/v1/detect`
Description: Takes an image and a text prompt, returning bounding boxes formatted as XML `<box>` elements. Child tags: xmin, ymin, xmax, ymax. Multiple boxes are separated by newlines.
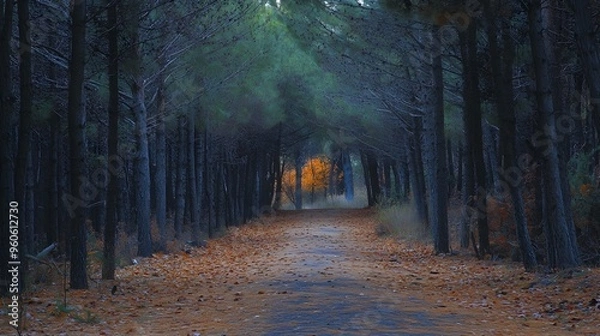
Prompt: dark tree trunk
<box><xmin>528</xmin><ymin>0</ymin><xmax>580</xmax><ymax>268</ymax></box>
<box><xmin>294</xmin><ymin>151</ymin><xmax>303</xmax><ymax>210</ymax></box>
<box><xmin>174</xmin><ymin>116</ymin><xmax>186</xmax><ymax>238</ymax></box>
<box><xmin>196</xmin><ymin>128</ymin><xmax>206</xmax><ymax>233</ymax></box>
<box><xmin>341</xmin><ymin>149</ymin><xmax>354</xmax><ymax>202</ymax></box>
<box><xmin>366</xmin><ymin>149</ymin><xmax>380</xmax><ymax>205</ymax></box>
<box><xmin>102</xmin><ymin>0</ymin><xmax>120</xmax><ymax>279</ymax></box>
<box><xmin>360</xmin><ymin>150</ymin><xmax>372</xmax><ymax>205</ymax></box>
<box><xmin>15</xmin><ymin>0</ymin><xmax>34</xmax><ymax>289</ymax></box>
<box><xmin>422</xmin><ymin>26</ymin><xmax>449</xmax><ymax>254</ymax></box>
<box><xmin>407</xmin><ymin>123</ymin><xmax>427</xmax><ymax>224</ymax></box>
<box><xmin>383</xmin><ymin>158</ymin><xmax>392</xmax><ymax>200</ymax></box>
<box><xmin>273</xmin><ymin>124</ymin><xmax>284</xmax><ymax>209</ymax></box>
<box><xmin>459</xmin><ymin>21</ymin><xmax>489</xmax><ymax>254</ymax></box>
<box><xmin>244</xmin><ymin>152</ymin><xmax>258</xmax><ymax>221</ymax></box>
<box><xmin>187</xmin><ymin>112</ymin><xmax>201</xmax><ymax>240</ymax></box>
<box><xmin>131</xmin><ymin>81</ymin><xmax>152</xmax><ymax>257</ymax></box>
<box><xmin>153</xmin><ymin>77</ymin><xmax>167</xmax><ymax>251</ymax></box>
<box><xmin>0</xmin><ymin>0</ymin><xmax>15</xmax><ymax>296</ymax></box>
<box><xmin>67</xmin><ymin>0</ymin><xmax>88</xmax><ymax>289</ymax></box>
<box><xmin>456</xmin><ymin>142</ymin><xmax>463</xmax><ymax>195</ymax></box>
<box><xmin>399</xmin><ymin>157</ymin><xmax>410</xmax><ymax>201</ymax></box>
<box><xmin>446</xmin><ymin>139</ymin><xmax>455</xmax><ymax>195</ymax></box>
<box><xmin>544</xmin><ymin>2</ymin><xmax>577</xmax><ymax>260</ymax></box>
<box><xmin>487</xmin><ymin>4</ymin><xmax>538</xmax><ymax>270</ymax></box>
<box><xmin>47</xmin><ymin>111</ymin><xmax>61</xmax><ymax>250</ymax></box>
<box><xmin>482</xmin><ymin>0</ymin><xmax>537</xmax><ymax>269</ymax></box>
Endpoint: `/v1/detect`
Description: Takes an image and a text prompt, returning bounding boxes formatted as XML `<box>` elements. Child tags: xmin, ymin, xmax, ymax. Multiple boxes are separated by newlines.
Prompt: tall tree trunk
<box><xmin>15</xmin><ymin>0</ymin><xmax>33</xmax><ymax>290</ymax></box>
<box><xmin>422</xmin><ymin>25</ymin><xmax>449</xmax><ymax>254</ymax></box>
<box><xmin>47</xmin><ymin>111</ymin><xmax>61</xmax><ymax>249</ymax></box>
<box><xmin>383</xmin><ymin>158</ymin><xmax>392</xmax><ymax>200</ymax></box>
<box><xmin>544</xmin><ymin>1</ymin><xmax>576</xmax><ymax>258</ymax></box>
<box><xmin>400</xmin><ymin>157</ymin><xmax>410</xmax><ymax>201</ymax></box>
<box><xmin>174</xmin><ymin>116</ymin><xmax>186</xmax><ymax>238</ymax></box>
<box><xmin>528</xmin><ymin>0</ymin><xmax>580</xmax><ymax>268</ymax></box>
<box><xmin>294</xmin><ymin>150</ymin><xmax>303</xmax><ymax>210</ymax></box>
<box><xmin>273</xmin><ymin>124</ymin><xmax>283</xmax><ymax>209</ymax></box>
<box><xmin>187</xmin><ymin>112</ymin><xmax>201</xmax><ymax>240</ymax></box>
<box><xmin>0</xmin><ymin>0</ymin><xmax>15</xmax><ymax>295</ymax></box>
<box><xmin>196</xmin><ymin>126</ymin><xmax>206</xmax><ymax>233</ymax></box>
<box><xmin>102</xmin><ymin>0</ymin><xmax>120</xmax><ymax>279</ymax></box>
<box><xmin>460</xmin><ymin>139</ymin><xmax>473</xmax><ymax>249</ymax></box>
<box><xmin>360</xmin><ymin>149</ymin><xmax>372</xmax><ymax>205</ymax></box>
<box><xmin>491</xmin><ymin>6</ymin><xmax>538</xmax><ymax>270</ymax></box>
<box><xmin>67</xmin><ymin>0</ymin><xmax>88</xmax><ymax>289</ymax></box>
<box><xmin>459</xmin><ymin>21</ymin><xmax>489</xmax><ymax>254</ymax></box>
<box><xmin>366</xmin><ymin>149</ymin><xmax>380</xmax><ymax>205</ymax></box>
<box><xmin>342</xmin><ymin>149</ymin><xmax>354</xmax><ymax>201</ymax></box>
<box><xmin>482</xmin><ymin>0</ymin><xmax>537</xmax><ymax>269</ymax></box>
<box><xmin>131</xmin><ymin>80</ymin><xmax>152</xmax><ymax>257</ymax></box>
<box><xmin>244</xmin><ymin>151</ymin><xmax>258</xmax><ymax>221</ymax></box>
<box><xmin>407</xmin><ymin>124</ymin><xmax>427</xmax><ymax>224</ymax></box>
<box><xmin>446</xmin><ymin>139</ymin><xmax>455</xmax><ymax>195</ymax></box>
<box><xmin>153</xmin><ymin>77</ymin><xmax>167</xmax><ymax>251</ymax></box>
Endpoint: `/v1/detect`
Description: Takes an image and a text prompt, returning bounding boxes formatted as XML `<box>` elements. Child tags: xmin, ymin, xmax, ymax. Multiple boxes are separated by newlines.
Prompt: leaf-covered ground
<box><xmin>2</xmin><ymin>208</ymin><xmax>599</xmax><ymax>335</ymax></box>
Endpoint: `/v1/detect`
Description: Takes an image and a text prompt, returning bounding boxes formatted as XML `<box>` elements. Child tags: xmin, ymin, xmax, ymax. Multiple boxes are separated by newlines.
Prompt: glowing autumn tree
<box><xmin>282</xmin><ymin>156</ymin><xmax>336</xmax><ymax>206</ymax></box>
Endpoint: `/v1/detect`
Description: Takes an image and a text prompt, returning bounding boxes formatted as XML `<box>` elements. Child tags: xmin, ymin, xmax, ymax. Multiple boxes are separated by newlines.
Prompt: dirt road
<box><xmin>248</xmin><ymin>209</ymin><xmax>465</xmax><ymax>336</ymax></box>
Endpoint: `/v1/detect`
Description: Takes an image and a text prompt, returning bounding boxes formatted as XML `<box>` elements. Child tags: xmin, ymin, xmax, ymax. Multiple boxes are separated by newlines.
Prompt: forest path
<box><xmin>245</xmin><ymin>209</ymin><xmax>465</xmax><ymax>335</ymax></box>
<box><xmin>10</xmin><ymin>208</ymin><xmax>587</xmax><ymax>336</ymax></box>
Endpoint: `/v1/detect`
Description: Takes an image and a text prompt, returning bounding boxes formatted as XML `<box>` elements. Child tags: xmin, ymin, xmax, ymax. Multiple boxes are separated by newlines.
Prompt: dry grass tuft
<box><xmin>376</xmin><ymin>202</ymin><xmax>429</xmax><ymax>242</ymax></box>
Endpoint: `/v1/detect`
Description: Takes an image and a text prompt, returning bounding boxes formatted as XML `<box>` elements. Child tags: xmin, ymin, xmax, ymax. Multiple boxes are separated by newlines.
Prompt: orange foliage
<box><xmin>282</xmin><ymin>156</ymin><xmax>332</xmax><ymax>193</ymax></box>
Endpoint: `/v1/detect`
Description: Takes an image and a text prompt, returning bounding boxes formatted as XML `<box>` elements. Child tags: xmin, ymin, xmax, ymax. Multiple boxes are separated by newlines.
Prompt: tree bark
<box><xmin>482</xmin><ymin>0</ymin><xmax>537</xmax><ymax>270</ymax></box>
<box><xmin>67</xmin><ymin>0</ymin><xmax>88</xmax><ymax>289</ymax></box>
<box><xmin>366</xmin><ymin>149</ymin><xmax>380</xmax><ymax>205</ymax></box>
<box><xmin>383</xmin><ymin>157</ymin><xmax>392</xmax><ymax>200</ymax></box>
<box><xmin>422</xmin><ymin>25</ymin><xmax>449</xmax><ymax>254</ymax></box>
<box><xmin>342</xmin><ymin>149</ymin><xmax>354</xmax><ymax>201</ymax></box>
<box><xmin>187</xmin><ymin>112</ymin><xmax>201</xmax><ymax>240</ymax></box>
<box><xmin>153</xmin><ymin>77</ymin><xmax>167</xmax><ymax>251</ymax></box>
<box><xmin>102</xmin><ymin>0</ymin><xmax>120</xmax><ymax>279</ymax></box>
<box><xmin>528</xmin><ymin>0</ymin><xmax>580</xmax><ymax>268</ymax></box>
<box><xmin>360</xmin><ymin>149</ymin><xmax>372</xmax><ymax>206</ymax></box>
<box><xmin>0</xmin><ymin>0</ymin><xmax>15</xmax><ymax>295</ymax></box>
<box><xmin>174</xmin><ymin>116</ymin><xmax>186</xmax><ymax>238</ymax></box>
<box><xmin>459</xmin><ymin>21</ymin><xmax>489</xmax><ymax>254</ymax></box>
<box><xmin>407</xmin><ymin>122</ymin><xmax>427</xmax><ymax>224</ymax></box>
<box><xmin>15</xmin><ymin>0</ymin><xmax>34</xmax><ymax>289</ymax></box>
<box><xmin>446</xmin><ymin>139</ymin><xmax>455</xmax><ymax>195</ymax></box>
<box><xmin>131</xmin><ymin>79</ymin><xmax>152</xmax><ymax>257</ymax></box>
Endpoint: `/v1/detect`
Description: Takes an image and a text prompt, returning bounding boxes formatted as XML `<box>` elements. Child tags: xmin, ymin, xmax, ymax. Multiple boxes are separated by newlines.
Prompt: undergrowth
<box><xmin>376</xmin><ymin>201</ymin><xmax>429</xmax><ymax>242</ymax></box>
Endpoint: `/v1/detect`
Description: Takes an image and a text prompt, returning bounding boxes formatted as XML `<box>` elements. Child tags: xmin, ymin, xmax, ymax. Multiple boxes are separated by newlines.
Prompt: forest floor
<box><xmin>2</xmin><ymin>208</ymin><xmax>600</xmax><ymax>336</ymax></box>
